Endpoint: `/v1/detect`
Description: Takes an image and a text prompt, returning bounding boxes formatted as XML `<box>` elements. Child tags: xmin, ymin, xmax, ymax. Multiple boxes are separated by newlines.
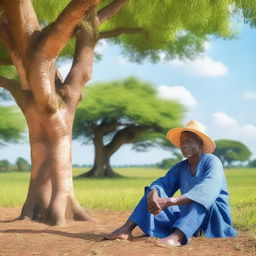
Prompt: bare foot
<box><xmin>157</xmin><ymin>237</ymin><xmax>182</xmax><ymax>247</ymax></box>
<box><xmin>104</xmin><ymin>226</ymin><xmax>132</xmax><ymax>240</ymax></box>
<box><xmin>155</xmin><ymin>229</ymin><xmax>184</xmax><ymax>247</ymax></box>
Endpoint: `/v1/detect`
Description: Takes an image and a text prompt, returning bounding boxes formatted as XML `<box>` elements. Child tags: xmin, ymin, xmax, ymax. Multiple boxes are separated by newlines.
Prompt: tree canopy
<box><xmin>27</xmin><ymin>1</ymin><xmax>256</xmax><ymax>61</ymax></box>
<box><xmin>214</xmin><ymin>139</ymin><xmax>252</xmax><ymax>167</ymax></box>
<box><xmin>2</xmin><ymin>0</ymin><xmax>256</xmax><ymax>70</ymax></box>
<box><xmin>73</xmin><ymin>77</ymin><xmax>185</xmax><ymax>176</ymax></box>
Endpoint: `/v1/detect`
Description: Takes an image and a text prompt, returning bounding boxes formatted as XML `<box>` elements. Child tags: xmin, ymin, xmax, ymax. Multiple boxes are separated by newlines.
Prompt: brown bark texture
<box><xmin>0</xmin><ymin>0</ymin><xmax>130</xmax><ymax>225</ymax></box>
<box><xmin>80</xmin><ymin>125</ymin><xmax>149</xmax><ymax>178</ymax></box>
<box><xmin>80</xmin><ymin>132</ymin><xmax>120</xmax><ymax>178</ymax></box>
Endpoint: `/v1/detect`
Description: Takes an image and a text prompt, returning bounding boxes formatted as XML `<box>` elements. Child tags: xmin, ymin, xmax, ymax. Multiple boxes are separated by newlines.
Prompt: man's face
<box><xmin>180</xmin><ymin>131</ymin><xmax>202</xmax><ymax>158</ymax></box>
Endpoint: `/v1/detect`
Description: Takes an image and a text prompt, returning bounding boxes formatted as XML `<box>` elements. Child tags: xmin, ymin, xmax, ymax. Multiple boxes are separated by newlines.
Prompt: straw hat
<box><xmin>166</xmin><ymin>120</ymin><xmax>215</xmax><ymax>154</ymax></box>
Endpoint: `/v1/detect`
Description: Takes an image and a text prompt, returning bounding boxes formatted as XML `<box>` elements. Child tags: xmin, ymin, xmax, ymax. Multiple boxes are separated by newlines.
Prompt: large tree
<box><xmin>0</xmin><ymin>0</ymin><xmax>255</xmax><ymax>225</ymax></box>
<box><xmin>214</xmin><ymin>139</ymin><xmax>252</xmax><ymax>168</ymax></box>
<box><xmin>73</xmin><ymin>77</ymin><xmax>185</xmax><ymax>177</ymax></box>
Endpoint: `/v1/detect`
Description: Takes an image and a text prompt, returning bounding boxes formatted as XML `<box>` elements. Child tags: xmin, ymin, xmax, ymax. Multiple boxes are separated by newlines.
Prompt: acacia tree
<box><xmin>0</xmin><ymin>0</ymin><xmax>255</xmax><ymax>225</ymax></box>
<box><xmin>214</xmin><ymin>139</ymin><xmax>252</xmax><ymax>168</ymax></box>
<box><xmin>73</xmin><ymin>77</ymin><xmax>185</xmax><ymax>177</ymax></box>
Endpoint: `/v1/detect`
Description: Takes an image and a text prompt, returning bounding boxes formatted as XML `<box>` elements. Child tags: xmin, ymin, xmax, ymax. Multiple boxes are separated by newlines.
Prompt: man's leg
<box><xmin>160</xmin><ymin>202</ymin><xmax>207</xmax><ymax>246</ymax></box>
<box><xmin>105</xmin><ymin>189</ymin><xmax>180</xmax><ymax>240</ymax></box>
<box><xmin>104</xmin><ymin>192</ymin><xmax>149</xmax><ymax>240</ymax></box>
<box><xmin>104</xmin><ymin>219</ymin><xmax>137</xmax><ymax>240</ymax></box>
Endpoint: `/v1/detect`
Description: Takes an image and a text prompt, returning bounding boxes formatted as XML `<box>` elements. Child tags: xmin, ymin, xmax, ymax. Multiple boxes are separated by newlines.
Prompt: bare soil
<box><xmin>0</xmin><ymin>207</ymin><xmax>255</xmax><ymax>256</ymax></box>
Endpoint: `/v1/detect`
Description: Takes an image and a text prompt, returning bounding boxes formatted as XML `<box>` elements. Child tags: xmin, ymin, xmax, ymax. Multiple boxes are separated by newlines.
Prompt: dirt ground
<box><xmin>0</xmin><ymin>208</ymin><xmax>255</xmax><ymax>256</ymax></box>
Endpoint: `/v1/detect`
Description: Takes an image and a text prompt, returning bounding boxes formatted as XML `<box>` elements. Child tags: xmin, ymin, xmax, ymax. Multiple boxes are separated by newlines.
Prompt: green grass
<box><xmin>0</xmin><ymin>168</ymin><xmax>255</xmax><ymax>234</ymax></box>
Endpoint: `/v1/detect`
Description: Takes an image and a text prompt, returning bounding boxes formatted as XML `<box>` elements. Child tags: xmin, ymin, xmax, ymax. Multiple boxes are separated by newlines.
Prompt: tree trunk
<box><xmin>20</xmin><ymin>104</ymin><xmax>91</xmax><ymax>225</ymax></box>
<box><xmin>83</xmin><ymin>156</ymin><xmax>119</xmax><ymax>178</ymax></box>
<box><xmin>78</xmin><ymin>125</ymin><xmax>148</xmax><ymax>178</ymax></box>
<box><xmin>79</xmin><ymin>134</ymin><xmax>120</xmax><ymax>178</ymax></box>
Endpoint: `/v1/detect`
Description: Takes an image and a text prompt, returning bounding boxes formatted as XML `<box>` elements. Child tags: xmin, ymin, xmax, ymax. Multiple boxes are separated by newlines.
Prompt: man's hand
<box><xmin>147</xmin><ymin>190</ymin><xmax>171</xmax><ymax>215</ymax></box>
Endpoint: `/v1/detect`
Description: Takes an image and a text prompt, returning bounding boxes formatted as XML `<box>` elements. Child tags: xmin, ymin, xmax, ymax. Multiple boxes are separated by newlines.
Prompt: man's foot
<box><xmin>157</xmin><ymin>237</ymin><xmax>182</xmax><ymax>247</ymax></box>
<box><xmin>104</xmin><ymin>226</ymin><xmax>132</xmax><ymax>240</ymax></box>
<box><xmin>156</xmin><ymin>229</ymin><xmax>184</xmax><ymax>247</ymax></box>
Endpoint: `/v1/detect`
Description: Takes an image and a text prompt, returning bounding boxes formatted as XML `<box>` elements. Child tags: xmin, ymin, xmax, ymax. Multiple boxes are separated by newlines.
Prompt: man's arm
<box><xmin>147</xmin><ymin>190</ymin><xmax>193</xmax><ymax>215</ymax></box>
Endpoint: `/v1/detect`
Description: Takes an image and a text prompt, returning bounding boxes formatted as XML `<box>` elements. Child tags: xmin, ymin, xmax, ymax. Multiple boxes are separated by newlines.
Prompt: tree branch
<box><xmin>64</xmin><ymin>17</ymin><xmax>98</xmax><ymax>108</ymax></box>
<box><xmin>0</xmin><ymin>23</ymin><xmax>29</xmax><ymax>89</ymax></box>
<box><xmin>97</xmin><ymin>119</ymin><xmax>121</xmax><ymax>135</ymax></box>
<box><xmin>99</xmin><ymin>27</ymin><xmax>147</xmax><ymax>39</ymax></box>
<box><xmin>0</xmin><ymin>1</ymin><xmax>39</xmax><ymax>90</ymax></box>
<box><xmin>0</xmin><ymin>58</ymin><xmax>13</xmax><ymax>65</ymax></box>
<box><xmin>0</xmin><ymin>76</ymin><xmax>17</xmax><ymax>91</ymax></box>
<box><xmin>1</xmin><ymin>0</ymin><xmax>40</xmax><ymax>54</ymax></box>
<box><xmin>0</xmin><ymin>75</ymin><xmax>31</xmax><ymax>111</ymax></box>
<box><xmin>105</xmin><ymin>125</ymin><xmax>150</xmax><ymax>157</ymax></box>
<box><xmin>39</xmin><ymin>0</ymin><xmax>100</xmax><ymax>60</ymax></box>
<box><xmin>97</xmin><ymin>0</ymin><xmax>128</xmax><ymax>25</ymax></box>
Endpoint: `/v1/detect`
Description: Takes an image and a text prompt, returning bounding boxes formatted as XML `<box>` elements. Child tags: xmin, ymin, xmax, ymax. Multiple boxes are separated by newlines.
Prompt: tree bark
<box><xmin>19</xmin><ymin>96</ymin><xmax>92</xmax><ymax>225</ymax></box>
<box><xmin>80</xmin><ymin>125</ymin><xmax>150</xmax><ymax>178</ymax></box>
<box><xmin>80</xmin><ymin>132</ymin><xmax>120</xmax><ymax>178</ymax></box>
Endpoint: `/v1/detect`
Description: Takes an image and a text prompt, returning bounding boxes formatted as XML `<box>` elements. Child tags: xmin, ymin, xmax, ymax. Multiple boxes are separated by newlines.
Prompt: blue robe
<box><xmin>129</xmin><ymin>154</ymin><xmax>237</xmax><ymax>244</ymax></box>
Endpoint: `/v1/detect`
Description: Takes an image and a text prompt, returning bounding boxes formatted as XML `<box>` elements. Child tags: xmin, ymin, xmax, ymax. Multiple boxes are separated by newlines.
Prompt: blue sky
<box><xmin>1</xmin><ymin>23</ymin><xmax>256</xmax><ymax>165</ymax></box>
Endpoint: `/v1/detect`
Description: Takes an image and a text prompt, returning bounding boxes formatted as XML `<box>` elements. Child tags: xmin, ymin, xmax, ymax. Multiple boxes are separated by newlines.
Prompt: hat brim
<box><xmin>166</xmin><ymin>128</ymin><xmax>215</xmax><ymax>154</ymax></box>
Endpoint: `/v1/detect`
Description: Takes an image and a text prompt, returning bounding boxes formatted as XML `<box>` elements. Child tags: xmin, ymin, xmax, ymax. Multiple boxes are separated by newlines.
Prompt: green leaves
<box><xmin>20</xmin><ymin>0</ymin><xmax>239</xmax><ymax>60</ymax></box>
<box><xmin>0</xmin><ymin>106</ymin><xmax>26</xmax><ymax>146</ymax></box>
<box><xmin>73</xmin><ymin>77</ymin><xmax>185</xmax><ymax>150</ymax></box>
<box><xmin>1</xmin><ymin>0</ymin><xmax>256</xmax><ymax>62</ymax></box>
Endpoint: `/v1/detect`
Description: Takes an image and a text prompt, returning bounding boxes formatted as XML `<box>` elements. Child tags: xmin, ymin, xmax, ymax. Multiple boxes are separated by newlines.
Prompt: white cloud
<box><xmin>210</xmin><ymin>112</ymin><xmax>256</xmax><ymax>156</ymax></box>
<box><xmin>212</xmin><ymin>112</ymin><xmax>238</xmax><ymax>127</ymax></box>
<box><xmin>170</xmin><ymin>56</ymin><xmax>228</xmax><ymax>77</ymax></box>
<box><xmin>242</xmin><ymin>124</ymin><xmax>256</xmax><ymax>138</ymax></box>
<box><xmin>243</xmin><ymin>91</ymin><xmax>256</xmax><ymax>100</ymax></box>
<box><xmin>157</xmin><ymin>85</ymin><xmax>197</xmax><ymax>108</ymax></box>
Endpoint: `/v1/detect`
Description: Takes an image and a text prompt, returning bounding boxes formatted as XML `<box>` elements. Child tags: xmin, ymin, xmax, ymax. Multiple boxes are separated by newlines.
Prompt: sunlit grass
<box><xmin>0</xmin><ymin>168</ymin><xmax>255</xmax><ymax>234</ymax></box>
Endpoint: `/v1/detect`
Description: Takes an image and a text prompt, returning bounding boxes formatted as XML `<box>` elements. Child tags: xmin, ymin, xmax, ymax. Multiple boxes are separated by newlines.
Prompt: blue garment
<box><xmin>129</xmin><ymin>154</ymin><xmax>237</xmax><ymax>244</ymax></box>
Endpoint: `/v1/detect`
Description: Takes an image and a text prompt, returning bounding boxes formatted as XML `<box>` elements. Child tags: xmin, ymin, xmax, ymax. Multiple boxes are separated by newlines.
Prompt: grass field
<box><xmin>0</xmin><ymin>167</ymin><xmax>255</xmax><ymax>234</ymax></box>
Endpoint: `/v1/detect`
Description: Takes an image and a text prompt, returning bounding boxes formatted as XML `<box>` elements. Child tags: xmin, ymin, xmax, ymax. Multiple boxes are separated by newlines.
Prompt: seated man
<box><xmin>105</xmin><ymin>120</ymin><xmax>237</xmax><ymax>246</ymax></box>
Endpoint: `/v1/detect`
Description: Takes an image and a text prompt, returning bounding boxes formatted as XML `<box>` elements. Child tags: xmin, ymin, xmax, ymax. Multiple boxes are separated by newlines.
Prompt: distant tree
<box><xmin>248</xmin><ymin>159</ymin><xmax>256</xmax><ymax>168</ymax></box>
<box><xmin>73</xmin><ymin>77</ymin><xmax>185</xmax><ymax>177</ymax></box>
<box><xmin>16</xmin><ymin>157</ymin><xmax>31</xmax><ymax>172</ymax></box>
<box><xmin>157</xmin><ymin>152</ymin><xmax>183</xmax><ymax>170</ymax></box>
<box><xmin>0</xmin><ymin>159</ymin><xmax>12</xmax><ymax>172</ymax></box>
<box><xmin>214</xmin><ymin>139</ymin><xmax>252</xmax><ymax>168</ymax></box>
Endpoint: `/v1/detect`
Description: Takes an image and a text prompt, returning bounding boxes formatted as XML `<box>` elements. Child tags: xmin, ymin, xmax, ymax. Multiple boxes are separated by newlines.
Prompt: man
<box><xmin>104</xmin><ymin>120</ymin><xmax>237</xmax><ymax>246</ymax></box>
